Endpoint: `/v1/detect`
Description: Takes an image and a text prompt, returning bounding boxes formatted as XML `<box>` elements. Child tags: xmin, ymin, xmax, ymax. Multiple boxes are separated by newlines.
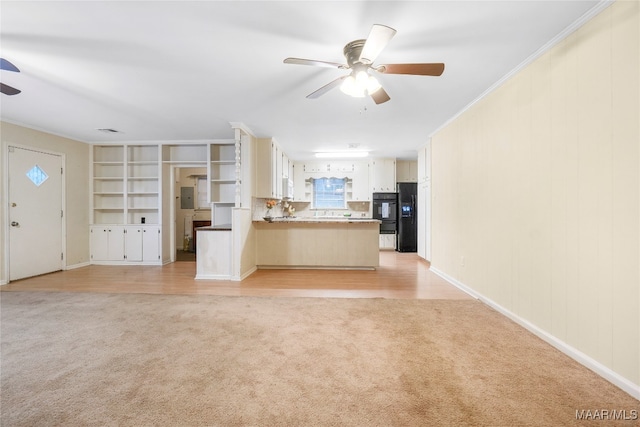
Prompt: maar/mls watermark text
<box><xmin>575</xmin><ymin>409</ymin><xmax>638</xmax><ymax>421</ymax></box>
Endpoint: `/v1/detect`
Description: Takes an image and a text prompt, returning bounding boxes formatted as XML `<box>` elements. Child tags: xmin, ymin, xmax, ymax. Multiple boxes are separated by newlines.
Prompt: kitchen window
<box><xmin>313</xmin><ymin>177</ymin><xmax>345</xmax><ymax>209</ymax></box>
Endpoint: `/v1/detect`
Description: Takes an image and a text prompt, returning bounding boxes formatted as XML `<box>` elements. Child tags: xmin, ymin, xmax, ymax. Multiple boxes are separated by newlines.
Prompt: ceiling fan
<box><xmin>1</xmin><ymin>58</ymin><xmax>21</xmax><ymax>96</ymax></box>
<box><xmin>284</xmin><ymin>24</ymin><xmax>444</xmax><ymax>104</ymax></box>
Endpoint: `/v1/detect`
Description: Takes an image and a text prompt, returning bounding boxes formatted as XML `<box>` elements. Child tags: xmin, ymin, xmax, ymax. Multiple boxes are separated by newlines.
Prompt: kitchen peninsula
<box><xmin>254</xmin><ymin>217</ymin><xmax>380</xmax><ymax>269</ymax></box>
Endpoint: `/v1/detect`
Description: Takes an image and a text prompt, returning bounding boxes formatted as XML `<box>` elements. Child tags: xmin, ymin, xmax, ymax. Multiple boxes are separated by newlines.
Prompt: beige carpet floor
<box><xmin>1</xmin><ymin>291</ymin><xmax>637</xmax><ymax>426</ymax></box>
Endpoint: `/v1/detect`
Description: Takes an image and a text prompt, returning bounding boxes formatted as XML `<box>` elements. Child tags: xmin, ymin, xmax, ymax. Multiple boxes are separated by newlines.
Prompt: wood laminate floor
<box><xmin>1</xmin><ymin>251</ymin><xmax>472</xmax><ymax>300</ymax></box>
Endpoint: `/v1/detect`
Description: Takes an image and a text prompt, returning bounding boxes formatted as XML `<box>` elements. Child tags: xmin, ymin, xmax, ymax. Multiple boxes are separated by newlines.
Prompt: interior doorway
<box><xmin>7</xmin><ymin>145</ymin><xmax>64</xmax><ymax>281</ymax></box>
<box><xmin>172</xmin><ymin>166</ymin><xmax>210</xmax><ymax>262</ymax></box>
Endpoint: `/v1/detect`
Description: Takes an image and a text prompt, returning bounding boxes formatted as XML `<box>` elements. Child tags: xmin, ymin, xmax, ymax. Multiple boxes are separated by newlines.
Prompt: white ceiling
<box><xmin>0</xmin><ymin>1</ymin><xmax>604</xmax><ymax>160</ymax></box>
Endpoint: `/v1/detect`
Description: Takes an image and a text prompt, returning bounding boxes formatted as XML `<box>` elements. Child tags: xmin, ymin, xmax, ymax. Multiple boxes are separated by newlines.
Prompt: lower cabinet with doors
<box><xmin>90</xmin><ymin>225</ymin><xmax>161</xmax><ymax>264</ymax></box>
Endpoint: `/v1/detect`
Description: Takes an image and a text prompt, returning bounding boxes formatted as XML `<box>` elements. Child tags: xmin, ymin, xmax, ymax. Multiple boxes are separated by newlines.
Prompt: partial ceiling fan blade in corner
<box><xmin>359</xmin><ymin>24</ymin><xmax>397</xmax><ymax>64</ymax></box>
<box><xmin>284</xmin><ymin>57</ymin><xmax>346</xmax><ymax>69</ymax></box>
<box><xmin>0</xmin><ymin>58</ymin><xmax>20</xmax><ymax>73</ymax></box>
<box><xmin>1</xmin><ymin>83</ymin><xmax>21</xmax><ymax>96</ymax></box>
<box><xmin>371</xmin><ymin>87</ymin><xmax>390</xmax><ymax>105</ymax></box>
<box><xmin>306</xmin><ymin>75</ymin><xmax>348</xmax><ymax>99</ymax></box>
<box><xmin>379</xmin><ymin>63</ymin><xmax>445</xmax><ymax>76</ymax></box>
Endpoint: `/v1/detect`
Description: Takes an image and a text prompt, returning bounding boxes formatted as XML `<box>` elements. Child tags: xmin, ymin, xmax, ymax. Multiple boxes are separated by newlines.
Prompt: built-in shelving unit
<box><xmin>92</xmin><ymin>145</ymin><xmax>125</xmax><ymax>224</ymax></box>
<box><xmin>127</xmin><ymin>145</ymin><xmax>159</xmax><ymax>225</ymax></box>
<box><xmin>161</xmin><ymin>144</ymin><xmax>208</xmax><ymax>165</ymax></box>
<box><xmin>90</xmin><ymin>144</ymin><xmax>162</xmax><ymax>265</ymax></box>
<box><xmin>90</xmin><ymin>138</ymin><xmax>245</xmax><ymax>266</ymax></box>
<box><xmin>209</xmin><ymin>142</ymin><xmax>238</xmax><ymax>225</ymax></box>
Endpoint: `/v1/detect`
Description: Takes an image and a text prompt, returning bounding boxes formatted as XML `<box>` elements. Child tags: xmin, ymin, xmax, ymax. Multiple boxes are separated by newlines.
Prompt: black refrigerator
<box><xmin>396</xmin><ymin>183</ymin><xmax>417</xmax><ymax>252</ymax></box>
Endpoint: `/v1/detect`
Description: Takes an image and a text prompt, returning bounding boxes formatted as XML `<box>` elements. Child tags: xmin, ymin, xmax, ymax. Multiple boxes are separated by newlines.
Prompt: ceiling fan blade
<box><xmin>284</xmin><ymin>57</ymin><xmax>347</xmax><ymax>69</ymax></box>
<box><xmin>359</xmin><ymin>24</ymin><xmax>397</xmax><ymax>64</ymax></box>
<box><xmin>0</xmin><ymin>58</ymin><xmax>20</xmax><ymax>73</ymax></box>
<box><xmin>378</xmin><ymin>63</ymin><xmax>445</xmax><ymax>76</ymax></box>
<box><xmin>307</xmin><ymin>75</ymin><xmax>348</xmax><ymax>99</ymax></box>
<box><xmin>1</xmin><ymin>83</ymin><xmax>21</xmax><ymax>96</ymax></box>
<box><xmin>371</xmin><ymin>87</ymin><xmax>390</xmax><ymax>105</ymax></box>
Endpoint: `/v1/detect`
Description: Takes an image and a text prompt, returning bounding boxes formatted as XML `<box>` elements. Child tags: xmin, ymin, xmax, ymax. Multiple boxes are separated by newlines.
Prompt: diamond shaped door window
<box><xmin>26</xmin><ymin>165</ymin><xmax>49</xmax><ymax>187</ymax></box>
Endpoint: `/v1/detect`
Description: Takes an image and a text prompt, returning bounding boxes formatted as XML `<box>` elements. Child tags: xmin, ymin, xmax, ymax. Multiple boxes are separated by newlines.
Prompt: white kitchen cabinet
<box><xmin>125</xmin><ymin>227</ymin><xmax>144</xmax><ymax>261</ymax></box>
<box><xmin>91</xmin><ymin>225</ymin><xmax>161</xmax><ymax>264</ymax></box>
<box><xmin>142</xmin><ymin>226</ymin><xmax>161</xmax><ymax>262</ymax></box>
<box><xmin>293</xmin><ymin>163</ymin><xmax>311</xmax><ymax>202</ymax></box>
<box><xmin>91</xmin><ymin>225</ymin><xmax>125</xmax><ymax>261</ymax></box>
<box><xmin>379</xmin><ymin>233</ymin><xmax>396</xmax><ymax>250</ymax></box>
<box><xmin>371</xmin><ymin>158</ymin><xmax>396</xmax><ymax>192</ymax></box>
<box><xmin>350</xmin><ymin>162</ymin><xmax>370</xmax><ymax>201</ymax></box>
<box><xmin>396</xmin><ymin>160</ymin><xmax>418</xmax><ymax>183</ymax></box>
<box><xmin>256</xmin><ymin>138</ymin><xmax>286</xmax><ymax>199</ymax></box>
<box><xmin>303</xmin><ymin>162</ymin><xmax>330</xmax><ymax>174</ymax></box>
<box><xmin>329</xmin><ymin>162</ymin><xmax>354</xmax><ymax>173</ymax></box>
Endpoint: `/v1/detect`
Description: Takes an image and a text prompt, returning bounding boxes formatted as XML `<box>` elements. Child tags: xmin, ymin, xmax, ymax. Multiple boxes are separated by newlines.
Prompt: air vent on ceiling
<box><xmin>96</xmin><ymin>128</ymin><xmax>121</xmax><ymax>133</ymax></box>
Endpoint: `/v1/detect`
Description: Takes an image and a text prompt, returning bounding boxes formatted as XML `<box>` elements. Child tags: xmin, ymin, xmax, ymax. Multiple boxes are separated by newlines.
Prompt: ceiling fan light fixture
<box><xmin>340</xmin><ymin>75</ymin><xmax>365</xmax><ymax>98</ymax></box>
<box><xmin>340</xmin><ymin>70</ymin><xmax>380</xmax><ymax>98</ymax></box>
<box><xmin>367</xmin><ymin>75</ymin><xmax>382</xmax><ymax>94</ymax></box>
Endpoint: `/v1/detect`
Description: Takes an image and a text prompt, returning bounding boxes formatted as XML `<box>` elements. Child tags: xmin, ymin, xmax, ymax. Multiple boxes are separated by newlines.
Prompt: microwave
<box><xmin>282</xmin><ymin>178</ymin><xmax>294</xmax><ymax>199</ymax></box>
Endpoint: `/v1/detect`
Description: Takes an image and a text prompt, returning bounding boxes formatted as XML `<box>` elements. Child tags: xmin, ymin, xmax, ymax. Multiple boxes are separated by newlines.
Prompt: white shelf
<box><xmin>92</xmin><ymin>144</ymin><xmax>160</xmax><ymax>226</ymax></box>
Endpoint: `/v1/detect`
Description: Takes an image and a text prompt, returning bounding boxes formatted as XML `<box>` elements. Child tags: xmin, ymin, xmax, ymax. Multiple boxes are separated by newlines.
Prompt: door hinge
<box><xmin>61</xmin><ymin>210</ymin><xmax>64</xmax><ymax>218</ymax></box>
<box><xmin>61</xmin><ymin>167</ymin><xmax>63</xmax><ymax>174</ymax></box>
<box><xmin>61</xmin><ymin>252</ymin><xmax>64</xmax><ymax>261</ymax></box>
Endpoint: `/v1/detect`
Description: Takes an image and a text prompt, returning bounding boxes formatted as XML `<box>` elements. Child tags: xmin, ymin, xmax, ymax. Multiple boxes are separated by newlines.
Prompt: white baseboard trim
<box><xmin>195</xmin><ymin>273</ymin><xmax>231</xmax><ymax>281</ymax></box>
<box><xmin>430</xmin><ymin>267</ymin><xmax>640</xmax><ymax>400</ymax></box>
<box><xmin>236</xmin><ymin>266</ymin><xmax>257</xmax><ymax>282</ymax></box>
<box><xmin>64</xmin><ymin>262</ymin><xmax>90</xmax><ymax>270</ymax></box>
<box><xmin>0</xmin><ymin>279</ymin><xmax>7</xmax><ymax>286</ymax></box>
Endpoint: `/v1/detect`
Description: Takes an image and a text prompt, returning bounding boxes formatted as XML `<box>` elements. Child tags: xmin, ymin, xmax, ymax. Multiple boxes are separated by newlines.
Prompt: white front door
<box><xmin>8</xmin><ymin>145</ymin><xmax>63</xmax><ymax>280</ymax></box>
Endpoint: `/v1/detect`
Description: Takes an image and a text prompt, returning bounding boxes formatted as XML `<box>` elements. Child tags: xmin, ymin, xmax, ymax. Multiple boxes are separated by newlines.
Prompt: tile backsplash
<box><xmin>252</xmin><ymin>198</ymin><xmax>371</xmax><ymax>221</ymax></box>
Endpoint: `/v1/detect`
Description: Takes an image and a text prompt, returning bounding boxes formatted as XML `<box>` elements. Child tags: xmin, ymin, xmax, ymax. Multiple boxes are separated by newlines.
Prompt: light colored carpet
<box><xmin>1</xmin><ymin>292</ymin><xmax>637</xmax><ymax>426</ymax></box>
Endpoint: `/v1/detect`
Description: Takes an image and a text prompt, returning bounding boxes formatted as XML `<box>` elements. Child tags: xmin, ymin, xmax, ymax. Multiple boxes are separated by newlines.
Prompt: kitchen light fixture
<box><xmin>314</xmin><ymin>151</ymin><xmax>369</xmax><ymax>158</ymax></box>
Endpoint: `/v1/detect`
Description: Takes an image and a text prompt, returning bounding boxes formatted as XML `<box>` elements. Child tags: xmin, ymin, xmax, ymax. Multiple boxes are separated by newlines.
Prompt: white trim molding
<box><xmin>429</xmin><ymin>0</ymin><xmax>616</xmax><ymax>139</ymax></box>
<box><xmin>430</xmin><ymin>267</ymin><xmax>640</xmax><ymax>400</ymax></box>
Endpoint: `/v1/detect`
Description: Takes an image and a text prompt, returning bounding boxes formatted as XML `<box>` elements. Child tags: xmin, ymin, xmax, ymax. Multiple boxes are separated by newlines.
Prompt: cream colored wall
<box><xmin>431</xmin><ymin>1</ymin><xmax>639</xmax><ymax>389</ymax></box>
<box><xmin>1</xmin><ymin>121</ymin><xmax>90</xmax><ymax>282</ymax></box>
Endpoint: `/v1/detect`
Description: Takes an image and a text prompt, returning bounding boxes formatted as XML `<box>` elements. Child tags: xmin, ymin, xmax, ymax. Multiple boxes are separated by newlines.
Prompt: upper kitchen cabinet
<box><xmin>256</xmin><ymin>138</ymin><xmax>288</xmax><ymax>199</ymax></box>
<box><xmin>370</xmin><ymin>158</ymin><xmax>396</xmax><ymax>192</ymax></box>
<box><xmin>349</xmin><ymin>162</ymin><xmax>370</xmax><ymax>201</ymax></box>
<box><xmin>292</xmin><ymin>163</ymin><xmax>311</xmax><ymax>202</ymax></box>
<box><xmin>396</xmin><ymin>160</ymin><xmax>418</xmax><ymax>183</ymax></box>
<box><xmin>294</xmin><ymin>160</ymin><xmax>369</xmax><ymax>202</ymax></box>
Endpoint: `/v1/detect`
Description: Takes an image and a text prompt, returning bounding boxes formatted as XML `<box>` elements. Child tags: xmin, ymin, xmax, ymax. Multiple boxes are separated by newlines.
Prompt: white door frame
<box><xmin>3</xmin><ymin>143</ymin><xmax>66</xmax><ymax>283</ymax></box>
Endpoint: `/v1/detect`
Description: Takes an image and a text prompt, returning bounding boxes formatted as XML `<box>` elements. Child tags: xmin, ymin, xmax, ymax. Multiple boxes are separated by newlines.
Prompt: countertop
<box><xmin>196</xmin><ymin>224</ymin><xmax>232</xmax><ymax>231</ymax></box>
<box><xmin>255</xmin><ymin>217</ymin><xmax>380</xmax><ymax>224</ymax></box>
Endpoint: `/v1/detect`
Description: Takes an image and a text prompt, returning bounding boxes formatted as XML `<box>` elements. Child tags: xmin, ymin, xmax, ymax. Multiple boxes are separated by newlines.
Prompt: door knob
<box><xmin>11</xmin><ymin>221</ymin><xmax>20</xmax><ymax>227</ymax></box>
